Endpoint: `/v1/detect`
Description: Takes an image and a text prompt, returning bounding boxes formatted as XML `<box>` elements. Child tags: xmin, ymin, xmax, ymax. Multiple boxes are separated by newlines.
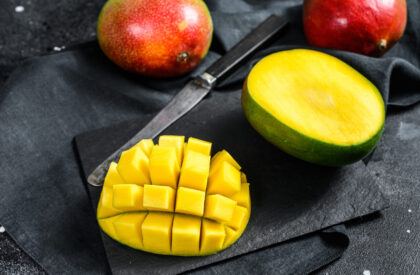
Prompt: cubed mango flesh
<box><xmin>200</xmin><ymin>219</ymin><xmax>225</xmax><ymax>254</ymax></box>
<box><xmin>149</xmin><ymin>146</ymin><xmax>179</xmax><ymax>187</ymax></box>
<box><xmin>113</xmin><ymin>213</ymin><xmax>147</xmax><ymax>249</ymax></box>
<box><xmin>210</xmin><ymin>150</ymin><xmax>241</xmax><ymax>175</ymax></box>
<box><xmin>104</xmin><ymin>162</ymin><xmax>125</xmax><ymax>187</ymax></box>
<box><xmin>117</xmin><ymin>146</ymin><xmax>150</xmax><ymax>185</ymax></box>
<box><xmin>158</xmin><ymin>135</ymin><xmax>184</xmax><ymax>165</ymax></box>
<box><xmin>208</xmin><ymin>161</ymin><xmax>241</xmax><ymax>196</ymax></box>
<box><xmin>175</xmin><ymin>187</ymin><xmax>205</xmax><ymax>216</ymax></box>
<box><xmin>186</xmin><ymin>137</ymin><xmax>212</xmax><ymax>156</ymax></box>
<box><xmin>97</xmin><ymin>135</ymin><xmax>251</xmax><ymax>256</ymax></box>
<box><xmin>172</xmin><ymin>214</ymin><xmax>201</xmax><ymax>255</ymax></box>
<box><xmin>143</xmin><ymin>184</ymin><xmax>175</xmax><ymax>212</ymax></box>
<box><xmin>178</xmin><ymin>150</ymin><xmax>210</xmax><ymax>191</ymax></box>
<box><xmin>136</xmin><ymin>139</ymin><xmax>154</xmax><ymax>157</ymax></box>
<box><xmin>112</xmin><ymin>184</ymin><xmax>144</xmax><ymax>211</ymax></box>
<box><xmin>204</xmin><ymin>194</ymin><xmax>237</xmax><ymax>222</ymax></box>
<box><xmin>142</xmin><ymin>212</ymin><xmax>173</xmax><ymax>253</ymax></box>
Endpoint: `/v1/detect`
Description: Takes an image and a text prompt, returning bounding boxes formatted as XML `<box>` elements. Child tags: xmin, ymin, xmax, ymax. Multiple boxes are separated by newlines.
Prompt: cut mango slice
<box><xmin>210</xmin><ymin>150</ymin><xmax>241</xmax><ymax>175</ymax></box>
<box><xmin>117</xmin><ymin>146</ymin><xmax>150</xmax><ymax>185</ymax></box>
<box><xmin>172</xmin><ymin>214</ymin><xmax>201</xmax><ymax>255</ymax></box>
<box><xmin>175</xmin><ymin>187</ymin><xmax>205</xmax><ymax>216</ymax></box>
<box><xmin>230</xmin><ymin>183</ymin><xmax>251</xmax><ymax>209</ymax></box>
<box><xmin>223</xmin><ymin>226</ymin><xmax>237</xmax><ymax>248</ymax></box>
<box><xmin>97</xmin><ymin>186</ymin><xmax>122</xmax><ymax>218</ymax></box>
<box><xmin>204</xmin><ymin>194</ymin><xmax>237</xmax><ymax>222</ymax></box>
<box><xmin>178</xmin><ymin>150</ymin><xmax>210</xmax><ymax>191</ymax></box>
<box><xmin>98</xmin><ymin>215</ymin><xmax>119</xmax><ymax>240</ymax></box>
<box><xmin>136</xmin><ymin>139</ymin><xmax>154</xmax><ymax>157</ymax></box>
<box><xmin>113</xmin><ymin>213</ymin><xmax>147</xmax><ymax>249</ymax></box>
<box><xmin>104</xmin><ymin>162</ymin><xmax>126</xmax><ymax>187</ymax></box>
<box><xmin>112</xmin><ymin>184</ymin><xmax>144</xmax><ymax>211</ymax></box>
<box><xmin>142</xmin><ymin>212</ymin><xmax>173</xmax><ymax>253</ymax></box>
<box><xmin>186</xmin><ymin>137</ymin><xmax>212</xmax><ymax>156</ymax></box>
<box><xmin>149</xmin><ymin>146</ymin><xmax>180</xmax><ymax>187</ymax></box>
<box><xmin>97</xmin><ymin>135</ymin><xmax>251</xmax><ymax>256</ymax></box>
<box><xmin>158</xmin><ymin>135</ymin><xmax>184</xmax><ymax>165</ymax></box>
<box><xmin>227</xmin><ymin>205</ymin><xmax>248</xmax><ymax>230</ymax></box>
<box><xmin>143</xmin><ymin>184</ymin><xmax>175</xmax><ymax>212</ymax></box>
<box><xmin>208</xmin><ymin>161</ymin><xmax>241</xmax><ymax>196</ymax></box>
<box><xmin>200</xmin><ymin>219</ymin><xmax>225</xmax><ymax>254</ymax></box>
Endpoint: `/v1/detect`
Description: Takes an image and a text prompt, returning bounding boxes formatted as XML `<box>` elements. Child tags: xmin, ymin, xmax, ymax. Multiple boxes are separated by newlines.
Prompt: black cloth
<box><xmin>1</xmin><ymin>0</ymin><xmax>420</xmax><ymax>274</ymax></box>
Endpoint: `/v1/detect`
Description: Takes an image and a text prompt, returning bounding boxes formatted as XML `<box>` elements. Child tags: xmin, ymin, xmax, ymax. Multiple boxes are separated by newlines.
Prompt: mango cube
<box><xmin>172</xmin><ymin>214</ymin><xmax>201</xmax><ymax>255</ymax></box>
<box><xmin>113</xmin><ymin>213</ymin><xmax>147</xmax><ymax>249</ymax></box>
<box><xmin>97</xmin><ymin>186</ymin><xmax>122</xmax><ymax>218</ymax></box>
<box><xmin>223</xmin><ymin>226</ymin><xmax>237</xmax><ymax>248</ymax></box>
<box><xmin>149</xmin><ymin>146</ymin><xmax>179</xmax><ymax>187</ymax></box>
<box><xmin>231</xmin><ymin>183</ymin><xmax>251</xmax><ymax>209</ymax></box>
<box><xmin>200</xmin><ymin>219</ymin><xmax>225</xmax><ymax>254</ymax></box>
<box><xmin>117</xmin><ymin>146</ymin><xmax>150</xmax><ymax>185</ymax></box>
<box><xmin>104</xmin><ymin>162</ymin><xmax>126</xmax><ymax>187</ymax></box>
<box><xmin>227</xmin><ymin>205</ymin><xmax>248</xmax><ymax>230</ymax></box>
<box><xmin>143</xmin><ymin>184</ymin><xmax>175</xmax><ymax>212</ymax></box>
<box><xmin>98</xmin><ymin>216</ymin><xmax>119</xmax><ymax>240</ymax></box>
<box><xmin>136</xmin><ymin>139</ymin><xmax>154</xmax><ymax>157</ymax></box>
<box><xmin>112</xmin><ymin>184</ymin><xmax>144</xmax><ymax>211</ymax></box>
<box><xmin>186</xmin><ymin>137</ymin><xmax>212</xmax><ymax>156</ymax></box>
<box><xmin>175</xmin><ymin>187</ymin><xmax>205</xmax><ymax>216</ymax></box>
<box><xmin>210</xmin><ymin>150</ymin><xmax>241</xmax><ymax>175</ymax></box>
<box><xmin>208</xmin><ymin>161</ymin><xmax>241</xmax><ymax>196</ymax></box>
<box><xmin>178</xmin><ymin>150</ymin><xmax>210</xmax><ymax>191</ymax></box>
<box><xmin>204</xmin><ymin>194</ymin><xmax>237</xmax><ymax>222</ymax></box>
<box><xmin>158</xmin><ymin>135</ymin><xmax>185</xmax><ymax>165</ymax></box>
<box><xmin>142</xmin><ymin>212</ymin><xmax>173</xmax><ymax>253</ymax></box>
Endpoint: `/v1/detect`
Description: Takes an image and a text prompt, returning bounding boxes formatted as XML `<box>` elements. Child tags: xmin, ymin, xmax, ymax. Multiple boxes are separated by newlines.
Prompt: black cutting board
<box><xmin>75</xmin><ymin>90</ymin><xmax>388</xmax><ymax>274</ymax></box>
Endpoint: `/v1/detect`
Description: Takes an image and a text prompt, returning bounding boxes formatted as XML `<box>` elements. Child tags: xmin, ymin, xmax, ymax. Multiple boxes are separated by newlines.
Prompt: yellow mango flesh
<box><xmin>117</xmin><ymin>146</ymin><xmax>150</xmax><ymax>185</ymax></box>
<box><xmin>149</xmin><ymin>146</ymin><xmax>179</xmax><ymax>188</ymax></box>
<box><xmin>246</xmin><ymin>49</ymin><xmax>385</xmax><ymax>146</ymax></box>
<box><xmin>97</xmin><ymin>136</ymin><xmax>251</xmax><ymax>256</ymax></box>
<box><xmin>179</xmin><ymin>150</ymin><xmax>210</xmax><ymax>191</ymax></box>
<box><xmin>158</xmin><ymin>135</ymin><xmax>185</xmax><ymax>165</ymax></box>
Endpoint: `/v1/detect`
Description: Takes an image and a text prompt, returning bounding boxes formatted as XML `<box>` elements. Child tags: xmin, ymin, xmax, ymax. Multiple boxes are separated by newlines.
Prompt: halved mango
<box><xmin>97</xmin><ymin>135</ymin><xmax>251</xmax><ymax>256</ymax></box>
<box><xmin>242</xmin><ymin>49</ymin><xmax>385</xmax><ymax>166</ymax></box>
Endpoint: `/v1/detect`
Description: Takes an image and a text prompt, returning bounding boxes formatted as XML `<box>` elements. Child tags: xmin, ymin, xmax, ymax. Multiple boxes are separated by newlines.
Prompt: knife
<box><xmin>88</xmin><ymin>14</ymin><xmax>288</xmax><ymax>186</ymax></box>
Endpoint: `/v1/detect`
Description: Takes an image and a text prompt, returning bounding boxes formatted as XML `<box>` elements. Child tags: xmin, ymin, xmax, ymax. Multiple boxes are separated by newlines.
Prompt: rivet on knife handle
<box><xmin>87</xmin><ymin>15</ymin><xmax>288</xmax><ymax>186</ymax></box>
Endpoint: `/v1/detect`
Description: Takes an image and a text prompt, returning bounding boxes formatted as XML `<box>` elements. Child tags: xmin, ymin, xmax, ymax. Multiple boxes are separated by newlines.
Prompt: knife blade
<box><xmin>87</xmin><ymin>14</ymin><xmax>288</xmax><ymax>186</ymax></box>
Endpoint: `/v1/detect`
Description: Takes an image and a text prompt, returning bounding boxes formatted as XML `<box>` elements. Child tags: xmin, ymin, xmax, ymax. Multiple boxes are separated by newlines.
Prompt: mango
<box><xmin>97</xmin><ymin>0</ymin><xmax>213</xmax><ymax>77</ymax></box>
<box><xmin>242</xmin><ymin>49</ymin><xmax>385</xmax><ymax>166</ymax></box>
<box><xmin>97</xmin><ymin>136</ymin><xmax>251</xmax><ymax>256</ymax></box>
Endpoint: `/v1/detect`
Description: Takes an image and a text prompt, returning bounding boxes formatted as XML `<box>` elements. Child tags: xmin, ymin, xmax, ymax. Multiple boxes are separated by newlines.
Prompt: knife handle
<box><xmin>205</xmin><ymin>15</ymin><xmax>288</xmax><ymax>83</ymax></box>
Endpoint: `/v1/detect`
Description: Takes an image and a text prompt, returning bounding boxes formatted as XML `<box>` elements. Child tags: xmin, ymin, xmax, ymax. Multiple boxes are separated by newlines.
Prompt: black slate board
<box><xmin>75</xmin><ymin>90</ymin><xmax>389</xmax><ymax>274</ymax></box>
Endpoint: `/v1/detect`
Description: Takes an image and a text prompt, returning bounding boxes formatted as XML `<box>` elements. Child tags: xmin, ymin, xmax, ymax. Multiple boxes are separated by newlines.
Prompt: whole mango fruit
<box><xmin>303</xmin><ymin>0</ymin><xmax>407</xmax><ymax>57</ymax></box>
<box><xmin>97</xmin><ymin>0</ymin><xmax>213</xmax><ymax>77</ymax></box>
<box><xmin>97</xmin><ymin>136</ymin><xmax>251</xmax><ymax>256</ymax></box>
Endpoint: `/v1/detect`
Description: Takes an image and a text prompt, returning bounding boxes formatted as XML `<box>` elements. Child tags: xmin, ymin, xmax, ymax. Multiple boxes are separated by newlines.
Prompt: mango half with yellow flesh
<box><xmin>242</xmin><ymin>49</ymin><xmax>385</xmax><ymax>166</ymax></box>
<box><xmin>97</xmin><ymin>136</ymin><xmax>251</xmax><ymax>256</ymax></box>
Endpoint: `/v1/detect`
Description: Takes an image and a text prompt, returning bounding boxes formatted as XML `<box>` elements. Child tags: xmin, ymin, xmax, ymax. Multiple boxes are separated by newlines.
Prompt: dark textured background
<box><xmin>0</xmin><ymin>0</ymin><xmax>419</xmax><ymax>274</ymax></box>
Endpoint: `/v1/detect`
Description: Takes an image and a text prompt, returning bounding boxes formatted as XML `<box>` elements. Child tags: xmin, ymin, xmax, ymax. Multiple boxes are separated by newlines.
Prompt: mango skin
<box><xmin>241</xmin><ymin>50</ymin><xmax>385</xmax><ymax>166</ymax></box>
<box><xmin>303</xmin><ymin>0</ymin><xmax>407</xmax><ymax>57</ymax></box>
<box><xmin>97</xmin><ymin>0</ymin><xmax>213</xmax><ymax>77</ymax></box>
